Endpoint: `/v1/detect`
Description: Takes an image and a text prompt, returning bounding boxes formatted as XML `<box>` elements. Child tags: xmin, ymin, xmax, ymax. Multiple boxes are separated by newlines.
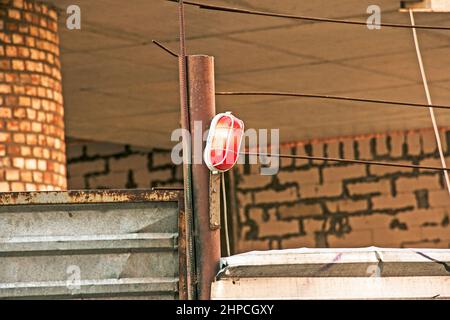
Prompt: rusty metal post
<box><xmin>187</xmin><ymin>55</ymin><xmax>220</xmax><ymax>300</ymax></box>
<box><xmin>177</xmin><ymin>0</ymin><xmax>196</xmax><ymax>300</ymax></box>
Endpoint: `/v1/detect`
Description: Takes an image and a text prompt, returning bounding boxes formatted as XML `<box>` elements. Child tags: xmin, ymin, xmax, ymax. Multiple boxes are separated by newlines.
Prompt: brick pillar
<box><xmin>0</xmin><ymin>0</ymin><xmax>66</xmax><ymax>192</ymax></box>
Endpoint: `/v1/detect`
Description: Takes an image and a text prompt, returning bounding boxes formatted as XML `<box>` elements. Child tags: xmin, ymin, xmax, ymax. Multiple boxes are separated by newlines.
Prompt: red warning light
<box><xmin>204</xmin><ymin>112</ymin><xmax>244</xmax><ymax>173</ymax></box>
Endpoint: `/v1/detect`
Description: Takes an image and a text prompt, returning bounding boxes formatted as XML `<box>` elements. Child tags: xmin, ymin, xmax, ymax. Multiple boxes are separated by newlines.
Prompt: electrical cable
<box><xmin>170</xmin><ymin>0</ymin><xmax>450</xmax><ymax>31</ymax></box>
<box><xmin>409</xmin><ymin>9</ymin><xmax>450</xmax><ymax>195</ymax></box>
<box><xmin>216</xmin><ymin>91</ymin><xmax>450</xmax><ymax>111</ymax></box>
<box><xmin>242</xmin><ymin>151</ymin><xmax>450</xmax><ymax>172</ymax></box>
<box><xmin>222</xmin><ymin>173</ymin><xmax>231</xmax><ymax>257</ymax></box>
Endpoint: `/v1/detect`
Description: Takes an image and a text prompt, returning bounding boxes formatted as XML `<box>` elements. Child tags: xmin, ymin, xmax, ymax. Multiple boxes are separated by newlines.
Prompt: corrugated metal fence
<box><xmin>0</xmin><ymin>189</ymin><xmax>188</xmax><ymax>299</ymax></box>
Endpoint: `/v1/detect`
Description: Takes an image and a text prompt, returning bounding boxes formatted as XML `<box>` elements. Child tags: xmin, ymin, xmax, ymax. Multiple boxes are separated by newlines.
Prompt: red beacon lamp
<box><xmin>204</xmin><ymin>112</ymin><xmax>245</xmax><ymax>174</ymax></box>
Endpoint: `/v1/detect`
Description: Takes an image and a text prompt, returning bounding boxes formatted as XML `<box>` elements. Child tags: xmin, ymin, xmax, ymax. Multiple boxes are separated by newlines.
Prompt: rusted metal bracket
<box><xmin>209</xmin><ymin>172</ymin><xmax>221</xmax><ymax>230</ymax></box>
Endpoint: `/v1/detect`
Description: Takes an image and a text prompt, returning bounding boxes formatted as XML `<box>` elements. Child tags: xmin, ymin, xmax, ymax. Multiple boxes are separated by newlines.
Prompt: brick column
<box><xmin>0</xmin><ymin>0</ymin><xmax>66</xmax><ymax>192</ymax></box>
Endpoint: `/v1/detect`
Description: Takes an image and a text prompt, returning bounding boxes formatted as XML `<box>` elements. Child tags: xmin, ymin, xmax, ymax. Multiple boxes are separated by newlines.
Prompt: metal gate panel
<box><xmin>0</xmin><ymin>189</ymin><xmax>187</xmax><ymax>300</ymax></box>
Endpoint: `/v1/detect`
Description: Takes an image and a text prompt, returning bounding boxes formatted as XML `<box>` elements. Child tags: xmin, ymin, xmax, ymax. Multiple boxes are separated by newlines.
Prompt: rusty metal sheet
<box><xmin>0</xmin><ymin>189</ymin><xmax>188</xmax><ymax>300</ymax></box>
<box><xmin>0</xmin><ymin>189</ymin><xmax>180</xmax><ymax>206</ymax></box>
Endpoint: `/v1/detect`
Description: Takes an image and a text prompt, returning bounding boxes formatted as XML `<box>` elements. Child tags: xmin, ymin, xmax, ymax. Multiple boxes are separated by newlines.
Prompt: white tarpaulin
<box><xmin>212</xmin><ymin>247</ymin><xmax>450</xmax><ymax>300</ymax></box>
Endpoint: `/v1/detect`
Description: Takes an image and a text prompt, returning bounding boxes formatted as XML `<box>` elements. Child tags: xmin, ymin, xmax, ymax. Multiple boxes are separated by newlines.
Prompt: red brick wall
<box><xmin>233</xmin><ymin>128</ymin><xmax>450</xmax><ymax>252</ymax></box>
<box><xmin>0</xmin><ymin>0</ymin><xmax>65</xmax><ymax>191</ymax></box>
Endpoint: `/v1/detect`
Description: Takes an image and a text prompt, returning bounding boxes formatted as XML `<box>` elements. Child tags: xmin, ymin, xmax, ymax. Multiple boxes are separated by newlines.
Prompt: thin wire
<box><xmin>152</xmin><ymin>40</ymin><xmax>178</xmax><ymax>57</ymax></box>
<box><xmin>222</xmin><ymin>173</ymin><xmax>231</xmax><ymax>257</ymax></box>
<box><xmin>242</xmin><ymin>151</ymin><xmax>450</xmax><ymax>172</ymax></box>
<box><xmin>171</xmin><ymin>0</ymin><xmax>450</xmax><ymax>31</ymax></box>
<box><xmin>410</xmin><ymin>9</ymin><xmax>450</xmax><ymax>196</ymax></box>
<box><xmin>216</xmin><ymin>91</ymin><xmax>450</xmax><ymax>111</ymax></box>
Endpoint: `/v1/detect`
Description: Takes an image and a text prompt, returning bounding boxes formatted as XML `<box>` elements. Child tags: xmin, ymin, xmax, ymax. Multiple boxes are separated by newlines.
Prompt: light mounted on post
<box><xmin>204</xmin><ymin>112</ymin><xmax>244</xmax><ymax>173</ymax></box>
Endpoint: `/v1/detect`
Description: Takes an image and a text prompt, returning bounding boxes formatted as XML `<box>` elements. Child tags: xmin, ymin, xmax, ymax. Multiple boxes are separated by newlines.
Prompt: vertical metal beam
<box><xmin>188</xmin><ymin>55</ymin><xmax>221</xmax><ymax>300</ymax></box>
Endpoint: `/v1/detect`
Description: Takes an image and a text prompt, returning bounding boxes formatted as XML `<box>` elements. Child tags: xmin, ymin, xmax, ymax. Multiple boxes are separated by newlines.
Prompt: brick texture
<box><xmin>66</xmin><ymin>140</ymin><xmax>182</xmax><ymax>190</ymax></box>
<box><xmin>65</xmin><ymin>128</ymin><xmax>450</xmax><ymax>253</ymax></box>
<box><xmin>233</xmin><ymin>128</ymin><xmax>450</xmax><ymax>253</ymax></box>
<box><xmin>0</xmin><ymin>0</ymin><xmax>65</xmax><ymax>191</ymax></box>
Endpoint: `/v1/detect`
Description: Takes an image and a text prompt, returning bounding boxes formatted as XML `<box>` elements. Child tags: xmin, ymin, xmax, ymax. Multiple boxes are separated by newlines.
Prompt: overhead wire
<box><xmin>170</xmin><ymin>0</ymin><xmax>450</xmax><ymax>31</ymax></box>
<box><xmin>216</xmin><ymin>91</ymin><xmax>450</xmax><ymax>111</ymax></box>
<box><xmin>241</xmin><ymin>152</ymin><xmax>450</xmax><ymax>173</ymax></box>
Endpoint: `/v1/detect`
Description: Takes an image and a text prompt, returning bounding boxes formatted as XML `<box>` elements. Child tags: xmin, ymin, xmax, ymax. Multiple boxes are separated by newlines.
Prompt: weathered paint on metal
<box><xmin>177</xmin><ymin>193</ymin><xmax>189</xmax><ymax>300</ymax></box>
<box><xmin>188</xmin><ymin>55</ymin><xmax>221</xmax><ymax>300</ymax></box>
<box><xmin>178</xmin><ymin>0</ymin><xmax>197</xmax><ymax>302</ymax></box>
<box><xmin>209</xmin><ymin>173</ymin><xmax>221</xmax><ymax>230</ymax></box>
<box><xmin>0</xmin><ymin>189</ymin><xmax>180</xmax><ymax>206</ymax></box>
<box><xmin>0</xmin><ymin>189</ymin><xmax>189</xmax><ymax>300</ymax></box>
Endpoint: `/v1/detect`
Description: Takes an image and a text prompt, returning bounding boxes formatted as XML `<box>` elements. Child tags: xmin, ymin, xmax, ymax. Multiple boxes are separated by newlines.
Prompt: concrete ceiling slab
<box><xmin>49</xmin><ymin>0</ymin><xmax>450</xmax><ymax>148</ymax></box>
